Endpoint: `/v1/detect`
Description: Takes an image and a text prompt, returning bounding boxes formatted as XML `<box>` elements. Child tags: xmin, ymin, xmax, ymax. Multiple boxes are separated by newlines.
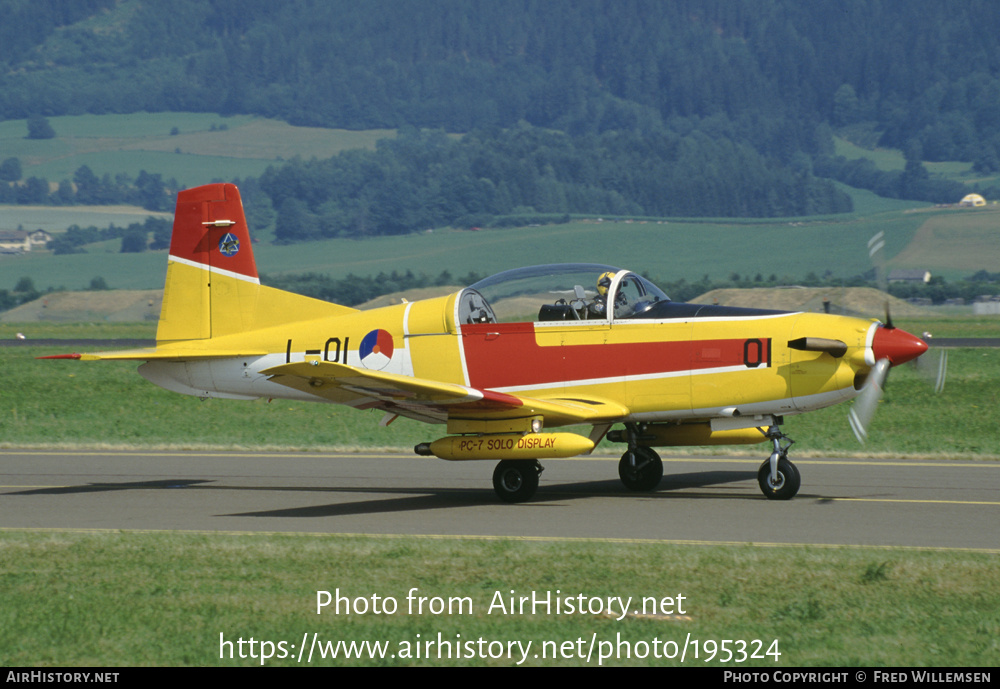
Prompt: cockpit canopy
<box><xmin>459</xmin><ymin>263</ymin><xmax>670</xmax><ymax>325</ymax></box>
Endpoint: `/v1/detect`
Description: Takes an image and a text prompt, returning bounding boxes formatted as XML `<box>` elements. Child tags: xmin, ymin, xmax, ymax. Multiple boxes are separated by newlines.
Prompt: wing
<box><xmin>261</xmin><ymin>361</ymin><xmax>629</xmax><ymax>427</ymax></box>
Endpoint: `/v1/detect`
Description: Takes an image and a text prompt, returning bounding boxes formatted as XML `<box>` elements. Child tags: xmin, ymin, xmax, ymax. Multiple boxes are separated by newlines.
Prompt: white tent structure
<box><xmin>959</xmin><ymin>193</ymin><xmax>986</xmax><ymax>207</ymax></box>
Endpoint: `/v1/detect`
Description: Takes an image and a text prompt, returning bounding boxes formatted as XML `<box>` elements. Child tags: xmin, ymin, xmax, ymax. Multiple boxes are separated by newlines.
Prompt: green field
<box><xmin>0</xmin><ymin>206</ymin><xmax>971</xmax><ymax>291</ymax></box>
<box><xmin>834</xmin><ymin>136</ymin><xmax>997</xmax><ymax>186</ymax></box>
<box><xmin>6</xmin><ymin>205</ymin><xmax>1000</xmax><ymax>294</ymax></box>
<box><xmin>3</xmin><ymin>113</ymin><xmax>999</xmax><ymax>294</ymax></box>
<box><xmin>0</xmin><ymin>531</ymin><xmax>996</xmax><ymax>666</ymax></box>
<box><xmin>1</xmin><ymin>113</ymin><xmax>395</xmax><ymax>187</ymax></box>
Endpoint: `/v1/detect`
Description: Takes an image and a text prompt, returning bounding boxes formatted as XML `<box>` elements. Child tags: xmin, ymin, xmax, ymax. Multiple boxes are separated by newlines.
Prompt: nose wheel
<box><xmin>757</xmin><ymin>427</ymin><xmax>800</xmax><ymax>500</ymax></box>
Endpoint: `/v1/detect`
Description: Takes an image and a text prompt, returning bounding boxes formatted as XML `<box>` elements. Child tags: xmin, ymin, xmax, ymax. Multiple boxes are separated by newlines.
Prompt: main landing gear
<box><xmin>492</xmin><ymin>460</ymin><xmax>544</xmax><ymax>503</ymax></box>
<box><xmin>619</xmin><ymin>447</ymin><xmax>664</xmax><ymax>491</ymax></box>
<box><xmin>617</xmin><ymin>423</ymin><xmax>664</xmax><ymax>492</ymax></box>
<box><xmin>757</xmin><ymin>426</ymin><xmax>800</xmax><ymax>500</ymax></box>
<box><xmin>488</xmin><ymin>423</ymin><xmax>799</xmax><ymax>502</ymax></box>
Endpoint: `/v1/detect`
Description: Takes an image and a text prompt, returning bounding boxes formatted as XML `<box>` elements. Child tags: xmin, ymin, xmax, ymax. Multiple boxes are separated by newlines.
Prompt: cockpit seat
<box><xmin>538</xmin><ymin>303</ymin><xmax>577</xmax><ymax>321</ymax></box>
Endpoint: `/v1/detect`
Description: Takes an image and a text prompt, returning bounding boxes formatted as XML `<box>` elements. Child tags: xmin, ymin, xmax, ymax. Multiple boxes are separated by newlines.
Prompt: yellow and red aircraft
<box><xmin>47</xmin><ymin>183</ymin><xmax>929</xmax><ymax>502</ymax></box>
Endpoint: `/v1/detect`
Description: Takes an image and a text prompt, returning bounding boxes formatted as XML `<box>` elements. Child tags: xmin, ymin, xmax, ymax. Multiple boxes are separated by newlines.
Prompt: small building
<box><xmin>959</xmin><ymin>193</ymin><xmax>986</xmax><ymax>207</ymax></box>
<box><xmin>0</xmin><ymin>229</ymin><xmax>51</xmax><ymax>253</ymax></box>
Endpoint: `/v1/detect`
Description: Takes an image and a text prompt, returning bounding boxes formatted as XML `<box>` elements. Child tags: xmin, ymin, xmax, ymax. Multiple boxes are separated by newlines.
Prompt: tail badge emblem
<box><xmin>218</xmin><ymin>232</ymin><xmax>240</xmax><ymax>257</ymax></box>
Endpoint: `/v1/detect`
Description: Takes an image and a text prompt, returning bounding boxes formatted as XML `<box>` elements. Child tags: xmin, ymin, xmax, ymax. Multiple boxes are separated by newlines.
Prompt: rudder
<box><xmin>156</xmin><ymin>183</ymin><xmax>261</xmax><ymax>343</ymax></box>
<box><xmin>155</xmin><ymin>183</ymin><xmax>357</xmax><ymax>346</ymax></box>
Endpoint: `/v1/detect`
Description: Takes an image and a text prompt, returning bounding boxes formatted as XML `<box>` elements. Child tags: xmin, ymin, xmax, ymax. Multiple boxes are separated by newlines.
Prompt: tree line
<box><xmin>260</xmin><ymin>125</ymin><xmax>852</xmax><ymax>242</ymax></box>
<box><xmin>45</xmin><ymin>216</ymin><xmax>172</xmax><ymax>255</ymax></box>
<box><xmin>0</xmin><ymin>160</ymin><xmax>176</xmax><ymax>212</ymax></box>
<box><xmin>4</xmin><ymin>0</ymin><xmax>1000</xmax><ymax>291</ymax></box>
<box><xmin>3</xmin><ymin>0</ymin><xmax>999</xmax><ymax>170</ymax></box>
<box><xmin>2</xmin><ymin>2</ymin><xmax>998</xmax><ymax>228</ymax></box>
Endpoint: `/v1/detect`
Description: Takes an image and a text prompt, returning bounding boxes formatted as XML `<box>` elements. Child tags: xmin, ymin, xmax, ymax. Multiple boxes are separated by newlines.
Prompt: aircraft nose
<box><xmin>871</xmin><ymin>326</ymin><xmax>928</xmax><ymax>366</ymax></box>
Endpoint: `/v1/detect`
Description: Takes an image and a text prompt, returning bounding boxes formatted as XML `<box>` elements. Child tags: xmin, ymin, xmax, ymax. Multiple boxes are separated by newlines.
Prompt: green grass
<box><xmin>1</xmin><ymin>210</ymin><xmax>936</xmax><ymax>292</ymax></box>
<box><xmin>3</xmin><ymin>114</ymin><xmax>998</xmax><ymax>292</ymax></box>
<box><xmin>892</xmin><ymin>208</ymin><xmax>1000</xmax><ymax>274</ymax></box>
<box><xmin>0</xmin><ymin>531</ymin><xmax>996</xmax><ymax>666</ymax></box>
<box><xmin>834</xmin><ymin>137</ymin><xmax>908</xmax><ymax>171</ymax></box>
<box><xmin>8</xmin><ymin>197</ymin><xmax>996</xmax><ymax>294</ymax></box>
<box><xmin>26</xmin><ymin>150</ymin><xmax>278</xmax><ymax>189</ymax></box>
<box><xmin>833</xmin><ymin>135</ymin><xmax>995</xmax><ymax>186</ymax></box>
<box><xmin>7</xmin><ymin>201</ymin><xmax>992</xmax><ymax>292</ymax></box>
<box><xmin>0</xmin><ymin>205</ymin><xmax>170</xmax><ymax>238</ymax></box>
<box><xmin>895</xmin><ymin>316</ymin><xmax>1000</xmax><ymax>338</ymax></box>
<box><xmin>783</xmin><ymin>350</ymin><xmax>1000</xmax><ymax>457</ymax></box>
<box><xmin>0</xmin><ymin>322</ymin><xmax>155</xmax><ymax>339</ymax></box>
<box><xmin>1</xmin><ymin>113</ymin><xmax>395</xmax><ymax>187</ymax></box>
<box><xmin>0</xmin><ymin>250</ymin><xmax>168</xmax><ymax>293</ymax></box>
<box><xmin>0</xmin><ymin>344</ymin><xmax>432</xmax><ymax>451</ymax></box>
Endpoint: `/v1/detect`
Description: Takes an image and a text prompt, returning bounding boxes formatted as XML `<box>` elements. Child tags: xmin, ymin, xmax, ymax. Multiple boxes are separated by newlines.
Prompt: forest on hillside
<box><xmin>0</xmin><ymin>0</ymin><xmax>997</xmax><ymax>232</ymax></box>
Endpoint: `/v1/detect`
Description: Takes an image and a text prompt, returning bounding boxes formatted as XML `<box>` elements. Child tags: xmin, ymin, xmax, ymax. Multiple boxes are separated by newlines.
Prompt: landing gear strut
<box><xmin>492</xmin><ymin>459</ymin><xmax>543</xmax><ymax>503</ymax></box>
<box><xmin>757</xmin><ymin>426</ymin><xmax>800</xmax><ymax>500</ymax></box>
<box><xmin>617</xmin><ymin>423</ymin><xmax>663</xmax><ymax>491</ymax></box>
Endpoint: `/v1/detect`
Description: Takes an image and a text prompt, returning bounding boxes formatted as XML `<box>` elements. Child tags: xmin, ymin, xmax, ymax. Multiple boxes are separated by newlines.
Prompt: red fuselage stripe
<box><xmin>460</xmin><ymin>323</ymin><xmax>770</xmax><ymax>389</ymax></box>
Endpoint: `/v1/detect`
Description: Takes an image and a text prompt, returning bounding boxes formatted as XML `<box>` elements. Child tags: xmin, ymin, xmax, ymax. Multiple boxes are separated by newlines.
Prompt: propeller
<box><xmin>912</xmin><ymin>345</ymin><xmax>948</xmax><ymax>394</ymax></box>
<box><xmin>847</xmin><ymin>232</ymin><xmax>942</xmax><ymax>442</ymax></box>
<box><xmin>848</xmin><ymin>358</ymin><xmax>889</xmax><ymax>443</ymax></box>
<box><xmin>869</xmin><ymin>234</ymin><xmax>947</xmax><ymax>394</ymax></box>
<box><xmin>848</xmin><ymin>321</ymin><xmax>930</xmax><ymax>444</ymax></box>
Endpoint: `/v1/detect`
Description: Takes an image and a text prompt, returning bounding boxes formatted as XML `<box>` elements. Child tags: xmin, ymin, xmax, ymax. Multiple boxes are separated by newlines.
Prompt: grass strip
<box><xmin>1</xmin><ymin>530</ymin><xmax>996</xmax><ymax>666</ymax></box>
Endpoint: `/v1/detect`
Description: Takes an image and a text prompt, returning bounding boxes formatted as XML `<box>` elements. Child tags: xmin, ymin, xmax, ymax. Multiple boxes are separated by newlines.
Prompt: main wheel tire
<box><xmin>618</xmin><ymin>447</ymin><xmax>663</xmax><ymax>491</ymax></box>
<box><xmin>757</xmin><ymin>456</ymin><xmax>801</xmax><ymax>500</ymax></box>
<box><xmin>493</xmin><ymin>460</ymin><xmax>540</xmax><ymax>503</ymax></box>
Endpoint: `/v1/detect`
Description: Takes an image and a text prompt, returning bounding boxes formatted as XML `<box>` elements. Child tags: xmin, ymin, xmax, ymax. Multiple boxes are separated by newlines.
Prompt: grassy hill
<box><xmin>6</xmin><ymin>204</ymin><xmax>997</xmax><ymax>294</ymax></box>
<box><xmin>0</xmin><ymin>113</ymin><xmax>395</xmax><ymax>188</ymax></box>
<box><xmin>693</xmin><ymin>287</ymin><xmax>931</xmax><ymax>318</ymax></box>
<box><xmin>891</xmin><ymin>208</ymin><xmax>1000</xmax><ymax>273</ymax></box>
<box><xmin>2</xmin><ymin>114</ymin><xmax>998</xmax><ymax>295</ymax></box>
<box><xmin>0</xmin><ymin>290</ymin><xmax>161</xmax><ymax>323</ymax></box>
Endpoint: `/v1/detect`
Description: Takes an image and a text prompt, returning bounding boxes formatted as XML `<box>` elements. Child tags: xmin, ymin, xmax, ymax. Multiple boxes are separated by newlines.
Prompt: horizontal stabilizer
<box><xmin>39</xmin><ymin>347</ymin><xmax>267</xmax><ymax>362</ymax></box>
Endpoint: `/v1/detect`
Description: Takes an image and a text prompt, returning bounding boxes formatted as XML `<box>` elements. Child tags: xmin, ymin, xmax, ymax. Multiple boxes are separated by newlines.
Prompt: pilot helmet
<box><xmin>597</xmin><ymin>271</ymin><xmax>616</xmax><ymax>296</ymax></box>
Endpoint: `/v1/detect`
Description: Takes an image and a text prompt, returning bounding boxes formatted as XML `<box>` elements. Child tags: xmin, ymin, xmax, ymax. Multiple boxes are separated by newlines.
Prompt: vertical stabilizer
<box><xmin>156</xmin><ymin>183</ymin><xmax>260</xmax><ymax>343</ymax></box>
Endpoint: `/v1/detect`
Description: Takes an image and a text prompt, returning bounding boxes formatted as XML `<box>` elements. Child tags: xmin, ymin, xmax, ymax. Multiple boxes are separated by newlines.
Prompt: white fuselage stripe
<box><xmin>492</xmin><ymin>363</ymin><xmax>753</xmax><ymax>394</ymax></box>
<box><xmin>168</xmin><ymin>255</ymin><xmax>260</xmax><ymax>284</ymax></box>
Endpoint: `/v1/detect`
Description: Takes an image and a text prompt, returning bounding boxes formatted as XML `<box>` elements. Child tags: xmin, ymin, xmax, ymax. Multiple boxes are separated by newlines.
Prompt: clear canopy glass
<box><xmin>465</xmin><ymin>263</ymin><xmax>670</xmax><ymax>324</ymax></box>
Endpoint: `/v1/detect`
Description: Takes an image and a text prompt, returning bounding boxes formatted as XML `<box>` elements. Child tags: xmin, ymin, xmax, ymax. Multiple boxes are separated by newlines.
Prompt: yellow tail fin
<box><xmin>156</xmin><ymin>183</ymin><xmax>354</xmax><ymax>345</ymax></box>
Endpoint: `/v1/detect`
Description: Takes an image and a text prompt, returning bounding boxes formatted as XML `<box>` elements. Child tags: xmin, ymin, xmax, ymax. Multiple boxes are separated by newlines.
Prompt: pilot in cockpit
<box><xmin>585</xmin><ymin>270</ymin><xmax>615</xmax><ymax>319</ymax></box>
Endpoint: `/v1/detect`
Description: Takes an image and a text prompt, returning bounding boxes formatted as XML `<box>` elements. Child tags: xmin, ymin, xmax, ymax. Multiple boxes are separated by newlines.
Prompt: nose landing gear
<box><xmin>757</xmin><ymin>426</ymin><xmax>800</xmax><ymax>500</ymax></box>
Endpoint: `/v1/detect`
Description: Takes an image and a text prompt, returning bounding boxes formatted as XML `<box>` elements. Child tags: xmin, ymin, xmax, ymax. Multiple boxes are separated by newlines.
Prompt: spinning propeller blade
<box><xmin>912</xmin><ymin>347</ymin><xmax>948</xmax><ymax>394</ymax></box>
<box><xmin>848</xmin><ymin>358</ymin><xmax>890</xmax><ymax>444</ymax></box>
<box><xmin>849</xmin><ymin>232</ymin><xmax>942</xmax><ymax>443</ymax></box>
<box><xmin>849</xmin><ymin>325</ymin><xmax>930</xmax><ymax>443</ymax></box>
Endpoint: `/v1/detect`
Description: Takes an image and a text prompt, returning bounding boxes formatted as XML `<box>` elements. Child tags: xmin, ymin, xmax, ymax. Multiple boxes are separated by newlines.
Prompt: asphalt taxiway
<box><xmin>2</xmin><ymin>450</ymin><xmax>997</xmax><ymax>552</ymax></box>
